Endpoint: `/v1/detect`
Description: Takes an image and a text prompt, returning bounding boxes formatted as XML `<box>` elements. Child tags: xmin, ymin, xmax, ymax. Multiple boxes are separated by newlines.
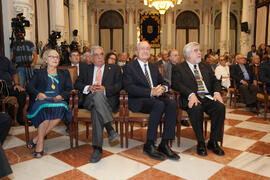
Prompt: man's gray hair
<box><xmin>136</xmin><ymin>41</ymin><xmax>149</xmax><ymax>51</ymax></box>
<box><xmin>83</xmin><ymin>52</ymin><xmax>91</xmax><ymax>60</ymax></box>
<box><xmin>183</xmin><ymin>42</ymin><xmax>200</xmax><ymax>59</ymax></box>
<box><xmin>90</xmin><ymin>46</ymin><xmax>104</xmax><ymax>56</ymax></box>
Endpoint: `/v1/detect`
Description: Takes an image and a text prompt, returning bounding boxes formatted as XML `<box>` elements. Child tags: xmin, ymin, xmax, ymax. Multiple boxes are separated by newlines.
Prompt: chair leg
<box><xmin>76</xmin><ymin>121</ymin><xmax>79</xmax><ymax>147</ymax></box>
<box><xmin>264</xmin><ymin>101</ymin><xmax>268</xmax><ymax>120</ymax></box>
<box><xmin>86</xmin><ymin>122</ymin><xmax>89</xmax><ymax>139</ymax></box>
<box><xmin>130</xmin><ymin>122</ymin><xmax>134</xmax><ymax>139</ymax></box>
<box><xmin>125</xmin><ymin>121</ymin><xmax>129</xmax><ymax>148</ymax></box>
<box><xmin>69</xmin><ymin>121</ymin><xmax>73</xmax><ymax>148</ymax></box>
<box><xmin>120</xmin><ymin>121</ymin><xmax>123</xmax><ymax>148</ymax></box>
<box><xmin>204</xmin><ymin>119</ymin><xmax>208</xmax><ymax>139</ymax></box>
<box><xmin>177</xmin><ymin>122</ymin><xmax>181</xmax><ymax>147</ymax></box>
<box><xmin>115</xmin><ymin>121</ymin><xmax>118</xmax><ymax>133</ymax></box>
<box><xmin>13</xmin><ymin>103</ymin><xmax>18</xmax><ymax>126</ymax></box>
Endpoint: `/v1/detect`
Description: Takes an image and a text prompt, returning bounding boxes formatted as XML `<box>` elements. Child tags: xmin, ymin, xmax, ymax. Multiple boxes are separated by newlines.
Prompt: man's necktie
<box><xmin>194</xmin><ymin>65</ymin><xmax>206</xmax><ymax>98</ymax></box>
<box><xmin>144</xmin><ymin>64</ymin><xmax>152</xmax><ymax>88</ymax></box>
<box><xmin>95</xmin><ymin>67</ymin><xmax>102</xmax><ymax>85</ymax></box>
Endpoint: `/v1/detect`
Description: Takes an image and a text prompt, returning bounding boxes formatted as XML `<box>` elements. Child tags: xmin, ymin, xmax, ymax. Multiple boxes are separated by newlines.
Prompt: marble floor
<box><xmin>1</xmin><ymin>104</ymin><xmax>270</xmax><ymax>180</ymax></box>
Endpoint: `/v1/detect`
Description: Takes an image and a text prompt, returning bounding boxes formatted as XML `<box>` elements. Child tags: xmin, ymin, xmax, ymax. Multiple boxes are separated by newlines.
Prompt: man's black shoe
<box><xmin>143</xmin><ymin>144</ymin><xmax>165</xmax><ymax>160</ymax></box>
<box><xmin>158</xmin><ymin>144</ymin><xmax>180</xmax><ymax>160</ymax></box>
<box><xmin>90</xmin><ymin>148</ymin><xmax>103</xmax><ymax>163</ymax></box>
<box><xmin>108</xmin><ymin>130</ymin><xmax>119</xmax><ymax>146</ymax></box>
<box><xmin>197</xmin><ymin>142</ymin><xmax>207</xmax><ymax>156</ymax></box>
<box><xmin>181</xmin><ymin>120</ymin><xmax>189</xmax><ymax>127</ymax></box>
<box><xmin>207</xmin><ymin>141</ymin><xmax>225</xmax><ymax>156</ymax></box>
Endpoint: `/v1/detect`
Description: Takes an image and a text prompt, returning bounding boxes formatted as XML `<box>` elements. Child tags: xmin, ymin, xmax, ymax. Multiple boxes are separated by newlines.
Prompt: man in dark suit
<box><xmin>123</xmin><ymin>41</ymin><xmax>179</xmax><ymax>161</ymax></box>
<box><xmin>247</xmin><ymin>45</ymin><xmax>258</xmax><ymax>65</ymax></box>
<box><xmin>259</xmin><ymin>56</ymin><xmax>270</xmax><ymax>93</ymax></box>
<box><xmin>230</xmin><ymin>54</ymin><xmax>257</xmax><ymax>107</ymax></box>
<box><xmin>74</xmin><ymin>46</ymin><xmax>122</xmax><ymax>163</ymax></box>
<box><xmin>172</xmin><ymin>42</ymin><xmax>225</xmax><ymax>156</ymax></box>
<box><xmin>156</xmin><ymin>50</ymin><xmax>169</xmax><ymax>65</ymax></box>
<box><xmin>0</xmin><ymin>113</ymin><xmax>12</xmax><ymax>178</ymax></box>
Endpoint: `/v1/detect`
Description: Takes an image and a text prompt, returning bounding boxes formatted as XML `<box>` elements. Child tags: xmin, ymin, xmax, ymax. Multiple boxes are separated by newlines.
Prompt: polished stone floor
<box><xmin>1</xmin><ymin>104</ymin><xmax>270</xmax><ymax>180</ymax></box>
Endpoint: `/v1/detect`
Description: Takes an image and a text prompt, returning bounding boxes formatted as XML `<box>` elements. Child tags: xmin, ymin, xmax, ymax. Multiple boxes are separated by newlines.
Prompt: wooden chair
<box><xmin>0</xmin><ymin>96</ymin><xmax>19</xmax><ymax>126</ymax></box>
<box><xmin>229</xmin><ymin>78</ymin><xmax>241</xmax><ymax>107</ymax></box>
<box><xmin>256</xmin><ymin>82</ymin><xmax>270</xmax><ymax>119</ymax></box>
<box><xmin>24</xmin><ymin>66</ymin><xmax>76</xmax><ymax>148</ymax></box>
<box><xmin>123</xmin><ymin>90</ymin><xmax>182</xmax><ymax>148</ymax></box>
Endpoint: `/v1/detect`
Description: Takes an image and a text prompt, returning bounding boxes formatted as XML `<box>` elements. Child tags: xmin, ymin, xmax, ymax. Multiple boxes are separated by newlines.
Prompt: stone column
<box><xmin>127</xmin><ymin>8</ymin><xmax>134</xmax><ymax>55</ymax></box>
<box><xmin>167</xmin><ymin>10</ymin><xmax>172</xmax><ymax>50</ymax></box>
<box><xmin>203</xmin><ymin>8</ymin><xmax>210</xmax><ymax>53</ymax></box>
<box><xmin>89</xmin><ymin>8</ymin><xmax>96</xmax><ymax>47</ymax></box>
<box><xmin>13</xmin><ymin>0</ymin><xmax>34</xmax><ymax>41</ymax></box>
<box><xmin>49</xmin><ymin>0</ymin><xmax>65</xmax><ymax>43</ymax></box>
<box><xmin>220</xmin><ymin>0</ymin><xmax>231</xmax><ymax>55</ymax></box>
<box><xmin>240</xmin><ymin>0</ymin><xmax>256</xmax><ymax>55</ymax></box>
<box><xmin>82</xmin><ymin>0</ymin><xmax>88</xmax><ymax>46</ymax></box>
<box><xmin>69</xmin><ymin>0</ymin><xmax>80</xmax><ymax>42</ymax></box>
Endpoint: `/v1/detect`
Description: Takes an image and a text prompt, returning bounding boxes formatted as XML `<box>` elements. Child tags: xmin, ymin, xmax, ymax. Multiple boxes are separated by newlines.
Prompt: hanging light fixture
<box><xmin>144</xmin><ymin>0</ymin><xmax>183</xmax><ymax>15</ymax></box>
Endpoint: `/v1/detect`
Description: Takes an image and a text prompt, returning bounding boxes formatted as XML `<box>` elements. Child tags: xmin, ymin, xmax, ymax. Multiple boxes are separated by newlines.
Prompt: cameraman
<box><xmin>10</xmin><ymin>33</ymin><xmax>38</xmax><ymax>87</ymax></box>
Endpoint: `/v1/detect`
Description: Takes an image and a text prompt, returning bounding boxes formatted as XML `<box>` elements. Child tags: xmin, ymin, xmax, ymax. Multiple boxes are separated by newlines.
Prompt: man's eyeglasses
<box><xmin>93</xmin><ymin>53</ymin><xmax>104</xmax><ymax>57</ymax></box>
<box><xmin>192</xmin><ymin>49</ymin><xmax>202</xmax><ymax>53</ymax></box>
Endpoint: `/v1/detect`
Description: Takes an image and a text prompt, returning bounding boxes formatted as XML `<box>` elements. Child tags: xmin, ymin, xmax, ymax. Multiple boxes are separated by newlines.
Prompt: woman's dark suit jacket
<box><xmin>26</xmin><ymin>68</ymin><xmax>72</xmax><ymax>108</ymax></box>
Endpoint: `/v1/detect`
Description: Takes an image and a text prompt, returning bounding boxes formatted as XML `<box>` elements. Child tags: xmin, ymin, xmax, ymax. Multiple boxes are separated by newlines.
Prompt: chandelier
<box><xmin>144</xmin><ymin>0</ymin><xmax>183</xmax><ymax>15</ymax></box>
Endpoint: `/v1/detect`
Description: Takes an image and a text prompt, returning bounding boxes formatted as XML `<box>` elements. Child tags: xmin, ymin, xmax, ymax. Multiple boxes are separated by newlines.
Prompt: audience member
<box><xmin>204</xmin><ymin>49</ymin><xmax>212</xmax><ymax>60</ymax></box>
<box><xmin>206</xmin><ymin>55</ymin><xmax>217</xmax><ymax>71</ymax></box>
<box><xmin>172</xmin><ymin>42</ymin><xmax>225</xmax><ymax>157</ymax></box>
<box><xmin>82</xmin><ymin>52</ymin><xmax>92</xmax><ymax>65</ymax></box>
<box><xmin>230</xmin><ymin>54</ymin><xmax>257</xmax><ymax>107</ymax></box>
<box><xmin>0</xmin><ymin>113</ymin><xmax>12</xmax><ymax>178</ymax></box>
<box><xmin>247</xmin><ymin>45</ymin><xmax>258</xmax><ymax>64</ymax></box>
<box><xmin>259</xmin><ymin>56</ymin><xmax>270</xmax><ymax>94</ymax></box>
<box><xmin>74</xmin><ymin>46</ymin><xmax>122</xmax><ymax>163</ymax></box>
<box><xmin>118</xmin><ymin>52</ymin><xmax>128</xmax><ymax>67</ymax></box>
<box><xmin>258</xmin><ymin>43</ymin><xmax>267</xmax><ymax>59</ymax></box>
<box><xmin>0</xmin><ymin>56</ymin><xmax>27</xmax><ymax>125</ymax></box>
<box><xmin>105</xmin><ymin>52</ymin><xmax>118</xmax><ymax>64</ymax></box>
<box><xmin>156</xmin><ymin>50</ymin><xmax>169</xmax><ymax>65</ymax></box>
<box><xmin>215</xmin><ymin>56</ymin><xmax>231</xmax><ymax>89</ymax></box>
<box><xmin>123</xmin><ymin>41</ymin><xmax>179</xmax><ymax>161</ymax></box>
<box><xmin>164</xmin><ymin>49</ymin><xmax>179</xmax><ymax>86</ymax></box>
<box><xmin>26</xmin><ymin>49</ymin><xmax>72</xmax><ymax>158</ymax></box>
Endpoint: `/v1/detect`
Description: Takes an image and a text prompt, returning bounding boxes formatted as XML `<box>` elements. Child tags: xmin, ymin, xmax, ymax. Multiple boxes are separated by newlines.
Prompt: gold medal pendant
<box><xmin>51</xmin><ymin>84</ymin><xmax>55</xmax><ymax>89</ymax></box>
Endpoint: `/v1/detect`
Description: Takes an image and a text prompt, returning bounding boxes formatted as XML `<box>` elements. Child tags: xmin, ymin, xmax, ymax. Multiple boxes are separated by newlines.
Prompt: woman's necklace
<box><xmin>50</xmin><ymin>77</ymin><xmax>55</xmax><ymax>89</ymax></box>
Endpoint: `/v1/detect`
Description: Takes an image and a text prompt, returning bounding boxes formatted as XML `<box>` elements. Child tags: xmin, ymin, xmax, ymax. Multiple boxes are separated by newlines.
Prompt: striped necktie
<box><xmin>194</xmin><ymin>65</ymin><xmax>206</xmax><ymax>98</ymax></box>
<box><xmin>144</xmin><ymin>64</ymin><xmax>152</xmax><ymax>88</ymax></box>
<box><xmin>95</xmin><ymin>67</ymin><xmax>102</xmax><ymax>85</ymax></box>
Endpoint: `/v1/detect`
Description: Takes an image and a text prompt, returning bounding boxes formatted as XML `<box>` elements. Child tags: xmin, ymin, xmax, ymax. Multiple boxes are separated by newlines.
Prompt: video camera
<box><xmin>69</xmin><ymin>40</ymin><xmax>79</xmax><ymax>51</ymax></box>
<box><xmin>11</xmin><ymin>13</ymin><xmax>30</xmax><ymax>41</ymax></box>
<box><xmin>48</xmin><ymin>31</ymin><xmax>61</xmax><ymax>49</ymax></box>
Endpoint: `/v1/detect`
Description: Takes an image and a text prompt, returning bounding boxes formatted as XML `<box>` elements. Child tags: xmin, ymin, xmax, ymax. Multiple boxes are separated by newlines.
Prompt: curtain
<box><xmin>189</xmin><ymin>29</ymin><xmax>198</xmax><ymax>43</ymax></box>
<box><xmin>214</xmin><ymin>29</ymin><xmax>220</xmax><ymax>52</ymax></box>
<box><xmin>100</xmin><ymin>29</ymin><xmax>110</xmax><ymax>54</ymax></box>
<box><xmin>229</xmin><ymin>30</ymin><xmax>236</xmax><ymax>53</ymax></box>
<box><xmin>176</xmin><ymin>29</ymin><xmax>186</xmax><ymax>59</ymax></box>
<box><xmin>113</xmin><ymin>29</ymin><xmax>122</xmax><ymax>53</ymax></box>
<box><xmin>256</xmin><ymin>6</ymin><xmax>267</xmax><ymax>46</ymax></box>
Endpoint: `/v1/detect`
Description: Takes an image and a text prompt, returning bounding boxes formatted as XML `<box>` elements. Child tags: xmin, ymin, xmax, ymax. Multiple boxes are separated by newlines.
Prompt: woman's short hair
<box><xmin>105</xmin><ymin>52</ymin><xmax>117</xmax><ymax>63</ymax></box>
<box><xmin>42</xmin><ymin>49</ymin><xmax>58</xmax><ymax>63</ymax></box>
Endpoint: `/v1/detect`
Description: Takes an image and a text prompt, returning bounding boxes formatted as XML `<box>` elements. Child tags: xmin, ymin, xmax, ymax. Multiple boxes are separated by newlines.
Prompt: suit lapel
<box><xmin>134</xmin><ymin>60</ymin><xmax>150</xmax><ymax>86</ymax></box>
<box><xmin>88</xmin><ymin>64</ymin><xmax>94</xmax><ymax>85</ymax></box>
<box><xmin>102</xmin><ymin>64</ymin><xmax>110</xmax><ymax>84</ymax></box>
<box><xmin>183</xmin><ymin>62</ymin><xmax>197</xmax><ymax>85</ymax></box>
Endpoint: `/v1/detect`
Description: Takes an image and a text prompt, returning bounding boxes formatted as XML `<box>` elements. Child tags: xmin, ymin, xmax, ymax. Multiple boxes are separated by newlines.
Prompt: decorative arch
<box><xmin>214</xmin><ymin>12</ymin><xmax>238</xmax><ymax>53</ymax></box>
<box><xmin>99</xmin><ymin>10</ymin><xmax>124</xmax><ymax>53</ymax></box>
<box><xmin>175</xmin><ymin>11</ymin><xmax>200</xmax><ymax>58</ymax></box>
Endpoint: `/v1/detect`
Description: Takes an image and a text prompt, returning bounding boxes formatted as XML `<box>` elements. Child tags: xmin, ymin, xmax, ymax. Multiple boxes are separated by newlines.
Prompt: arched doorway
<box><xmin>176</xmin><ymin>11</ymin><xmax>200</xmax><ymax>58</ymax></box>
<box><xmin>214</xmin><ymin>13</ymin><xmax>237</xmax><ymax>53</ymax></box>
<box><xmin>99</xmin><ymin>10</ymin><xmax>124</xmax><ymax>53</ymax></box>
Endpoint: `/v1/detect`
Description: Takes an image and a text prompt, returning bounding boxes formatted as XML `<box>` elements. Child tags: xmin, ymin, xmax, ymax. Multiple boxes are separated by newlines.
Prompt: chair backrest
<box><xmin>57</xmin><ymin>66</ymin><xmax>78</xmax><ymax>88</ymax></box>
<box><xmin>158</xmin><ymin>64</ymin><xmax>165</xmax><ymax>78</ymax></box>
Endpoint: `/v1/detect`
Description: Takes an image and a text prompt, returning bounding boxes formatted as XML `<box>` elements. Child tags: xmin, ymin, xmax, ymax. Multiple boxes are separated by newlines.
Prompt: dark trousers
<box><xmin>83</xmin><ymin>92</ymin><xmax>114</xmax><ymax>147</ymax></box>
<box><xmin>139</xmin><ymin>97</ymin><xmax>177</xmax><ymax>141</ymax></box>
<box><xmin>0</xmin><ymin>113</ymin><xmax>11</xmax><ymax>145</ymax></box>
<box><xmin>8</xmin><ymin>88</ymin><xmax>26</xmax><ymax>123</ymax></box>
<box><xmin>186</xmin><ymin>98</ymin><xmax>225</xmax><ymax>142</ymax></box>
<box><xmin>238</xmin><ymin>84</ymin><xmax>257</xmax><ymax>105</ymax></box>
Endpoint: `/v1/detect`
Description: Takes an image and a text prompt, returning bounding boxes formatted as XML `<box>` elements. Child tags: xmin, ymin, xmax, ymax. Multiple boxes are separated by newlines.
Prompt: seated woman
<box><xmin>26</xmin><ymin>49</ymin><xmax>72</xmax><ymax>158</ymax></box>
<box><xmin>215</xmin><ymin>56</ymin><xmax>231</xmax><ymax>91</ymax></box>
